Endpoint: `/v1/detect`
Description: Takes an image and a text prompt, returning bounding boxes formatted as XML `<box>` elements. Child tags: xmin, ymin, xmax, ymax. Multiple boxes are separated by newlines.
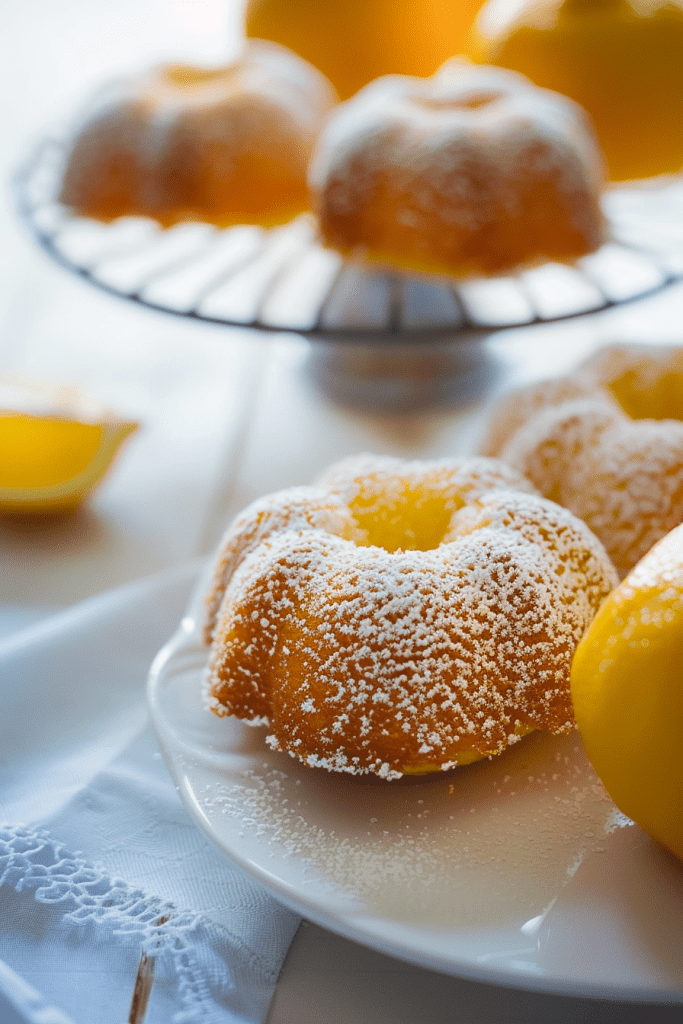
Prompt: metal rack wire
<box><xmin>16</xmin><ymin>137</ymin><xmax>683</xmax><ymax>341</ymax></box>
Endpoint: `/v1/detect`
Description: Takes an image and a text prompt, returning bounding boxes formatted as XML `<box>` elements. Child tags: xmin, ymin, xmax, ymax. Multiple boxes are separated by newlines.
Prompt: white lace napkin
<box><xmin>0</xmin><ymin>563</ymin><xmax>300</xmax><ymax>1024</ymax></box>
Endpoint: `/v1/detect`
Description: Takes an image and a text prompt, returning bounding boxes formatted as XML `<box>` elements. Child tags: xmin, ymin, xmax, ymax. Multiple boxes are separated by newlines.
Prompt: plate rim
<box><xmin>147</xmin><ymin>604</ymin><xmax>683</xmax><ymax>1006</ymax></box>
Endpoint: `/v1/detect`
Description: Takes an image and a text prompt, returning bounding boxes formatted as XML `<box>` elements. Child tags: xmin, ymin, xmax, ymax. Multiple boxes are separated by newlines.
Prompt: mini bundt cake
<box><xmin>308</xmin><ymin>58</ymin><xmax>606</xmax><ymax>278</ymax></box>
<box><xmin>203</xmin><ymin>454</ymin><xmax>617</xmax><ymax>779</ymax></box>
<box><xmin>480</xmin><ymin>343</ymin><xmax>683</xmax><ymax>578</ymax></box>
<box><xmin>59</xmin><ymin>40</ymin><xmax>337</xmax><ymax>228</ymax></box>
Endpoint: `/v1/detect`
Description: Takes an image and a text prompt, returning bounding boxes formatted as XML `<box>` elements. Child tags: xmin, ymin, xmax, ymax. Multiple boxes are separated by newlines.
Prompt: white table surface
<box><xmin>3</xmin><ymin>2</ymin><xmax>683</xmax><ymax>1021</ymax></box>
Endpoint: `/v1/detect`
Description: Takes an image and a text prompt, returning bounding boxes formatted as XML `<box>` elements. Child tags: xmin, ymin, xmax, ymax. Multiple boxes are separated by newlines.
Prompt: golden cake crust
<box><xmin>308</xmin><ymin>58</ymin><xmax>606</xmax><ymax>278</ymax></box>
<box><xmin>204</xmin><ymin>454</ymin><xmax>617</xmax><ymax>778</ymax></box>
<box><xmin>59</xmin><ymin>40</ymin><xmax>337</xmax><ymax>228</ymax></box>
<box><xmin>480</xmin><ymin>343</ymin><xmax>683</xmax><ymax>578</ymax></box>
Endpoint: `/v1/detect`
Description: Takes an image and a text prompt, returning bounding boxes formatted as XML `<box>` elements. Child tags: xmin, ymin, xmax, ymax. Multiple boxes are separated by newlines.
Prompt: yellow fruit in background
<box><xmin>468</xmin><ymin>0</ymin><xmax>683</xmax><ymax>182</ymax></box>
<box><xmin>571</xmin><ymin>523</ymin><xmax>683</xmax><ymax>863</ymax></box>
<box><xmin>0</xmin><ymin>380</ymin><xmax>138</xmax><ymax>515</ymax></box>
<box><xmin>245</xmin><ymin>0</ymin><xmax>487</xmax><ymax>101</ymax></box>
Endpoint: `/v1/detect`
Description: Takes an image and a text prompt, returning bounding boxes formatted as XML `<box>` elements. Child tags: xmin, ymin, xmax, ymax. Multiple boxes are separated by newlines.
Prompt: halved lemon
<box><xmin>0</xmin><ymin>380</ymin><xmax>139</xmax><ymax>514</ymax></box>
<box><xmin>571</xmin><ymin>523</ymin><xmax>683</xmax><ymax>863</ymax></box>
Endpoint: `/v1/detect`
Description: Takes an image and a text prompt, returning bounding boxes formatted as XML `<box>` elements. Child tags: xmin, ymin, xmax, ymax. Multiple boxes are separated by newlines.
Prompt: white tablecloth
<box><xmin>0</xmin><ymin>564</ymin><xmax>300</xmax><ymax>1024</ymax></box>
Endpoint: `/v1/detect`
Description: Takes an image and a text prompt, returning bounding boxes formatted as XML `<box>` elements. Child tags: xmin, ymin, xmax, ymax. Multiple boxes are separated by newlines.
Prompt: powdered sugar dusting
<box><xmin>205</xmin><ymin>454</ymin><xmax>616</xmax><ymax>778</ymax></box>
<box><xmin>198</xmin><ymin>731</ymin><xmax>619</xmax><ymax>925</ymax></box>
<box><xmin>60</xmin><ymin>39</ymin><xmax>337</xmax><ymax>226</ymax></box>
<box><xmin>483</xmin><ymin>343</ymin><xmax>683</xmax><ymax>577</ymax></box>
<box><xmin>308</xmin><ymin>57</ymin><xmax>605</xmax><ymax>277</ymax></box>
<box><xmin>622</xmin><ymin>521</ymin><xmax>683</xmax><ymax>595</ymax></box>
<box><xmin>600</xmin><ymin>522</ymin><xmax>683</xmax><ymax>654</ymax></box>
<box><xmin>204</xmin><ymin>485</ymin><xmax>363</xmax><ymax>644</ymax></box>
<box><xmin>478</xmin><ymin>376</ymin><xmax>617</xmax><ymax>459</ymax></box>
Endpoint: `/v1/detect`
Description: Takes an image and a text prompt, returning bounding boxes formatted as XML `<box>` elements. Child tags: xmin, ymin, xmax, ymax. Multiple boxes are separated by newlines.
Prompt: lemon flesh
<box><xmin>570</xmin><ymin>523</ymin><xmax>683</xmax><ymax>862</ymax></box>
<box><xmin>0</xmin><ymin>392</ymin><xmax>138</xmax><ymax>514</ymax></box>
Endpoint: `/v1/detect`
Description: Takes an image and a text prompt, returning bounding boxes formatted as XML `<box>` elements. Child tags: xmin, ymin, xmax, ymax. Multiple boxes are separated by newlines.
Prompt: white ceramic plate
<box><xmin>148</xmin><ymin>588</ymin><xmax>683</xmax><ymax>1003</ymax></box>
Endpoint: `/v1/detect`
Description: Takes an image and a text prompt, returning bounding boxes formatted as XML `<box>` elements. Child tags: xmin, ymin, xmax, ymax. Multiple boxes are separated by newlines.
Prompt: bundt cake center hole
<box><xmin>415</xmin><ymin>90</ymin><xmax>503</xmax><ymax>112</ymax></box>
<box><xmin>606</xmin><ymin>371</ymin><xmax>683</xmax><ymax>422</ymax></box>
<box><xmin>349</xmin><ymin>489</ymin><xmax>459</xmax><ymax>552</ymax></box>
<box><xmin>164</xmin><ymin>65</ymin><xmax>228</xmax><ymax>89</ymax></box>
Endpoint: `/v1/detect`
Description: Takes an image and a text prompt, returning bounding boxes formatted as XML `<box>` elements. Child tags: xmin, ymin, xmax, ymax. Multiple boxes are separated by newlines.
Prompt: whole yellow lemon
<box><xmin>245</xmin><ymin>0</ymin><xmax>487</xmax><ymax>101</ymax></box>
<box><xmin>468</xmin><ymin>0</ymin><xmax>683</xmax><ymax>181</ymax></box>
<box><xmin>570</xmin><ymin>523</ymin><xmax>683</xmax><ymax>863</ymax></box>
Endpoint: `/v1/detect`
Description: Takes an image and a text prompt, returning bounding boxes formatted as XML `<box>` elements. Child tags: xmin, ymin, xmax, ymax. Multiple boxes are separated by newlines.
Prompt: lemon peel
<box><xmin>571</xmin><ymin>523</ymin><xmax>683</xmax><ymax>863</ymax></box>
<box><xmin>0</xmin><ymin>380</ymin><xmax>138</xmax><ymax>515</ymax></box>
<box><xmin>468</xmin><ymin>0</ymin><xmax>683</xmax><ymax>181</ymax></box>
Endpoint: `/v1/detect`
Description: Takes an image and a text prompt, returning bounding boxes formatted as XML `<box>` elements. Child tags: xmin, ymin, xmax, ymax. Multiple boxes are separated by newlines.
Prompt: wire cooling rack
<box><xmin>16</xmin><ymin>138</ymin><xmax>683</xmax><ymax>340</ymax></box>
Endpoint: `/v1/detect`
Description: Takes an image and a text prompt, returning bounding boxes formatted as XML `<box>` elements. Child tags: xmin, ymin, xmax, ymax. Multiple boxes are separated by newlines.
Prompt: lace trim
<box><xmin>0</xmin><ymin>824</ymin><xmax>236</xmax><ymax>1024</ymax></box>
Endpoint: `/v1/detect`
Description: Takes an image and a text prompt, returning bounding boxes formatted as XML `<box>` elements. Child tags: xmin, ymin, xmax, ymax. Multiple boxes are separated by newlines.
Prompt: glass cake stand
<box><xmin>16</xmin><ymin>137</ymin><xmax>683</xmax><ymax>408</ymax></box>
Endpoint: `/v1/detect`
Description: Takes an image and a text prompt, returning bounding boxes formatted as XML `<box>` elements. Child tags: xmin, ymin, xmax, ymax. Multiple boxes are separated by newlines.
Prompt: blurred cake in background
<box><xmin>245</xmin><ymin>0</ymin><xmax>487</xmax><ymax>101</ymax></box>
<box><xmin>309</xmin><ymin>59</ymin><xmax>607</xmax><ymax>278</ymax></box>
<box><xmin>467</xmin><ymin>0</ymin><xmax>683</xmax><ymax>182</ymax></box>
<box><xmin>478</xmin><ymin>342</ymin><xmax>683</xmax><ymax>577</ymax></box>
<box><xmin>59</xmin><ymin>39</ymin><xmax>337</xmax><ymax>228</ymax></box>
